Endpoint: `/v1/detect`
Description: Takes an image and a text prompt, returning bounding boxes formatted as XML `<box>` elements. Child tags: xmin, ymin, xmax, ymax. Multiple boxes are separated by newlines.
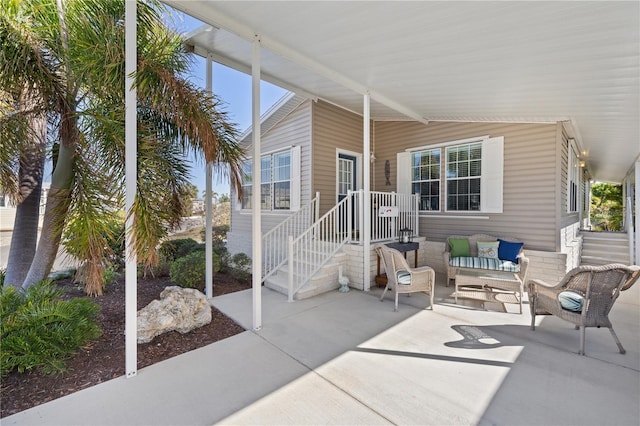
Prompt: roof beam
<box><xmin>164</xmin><ymin>1</ymin><xmax>430</xmax><ymax>125</ymax></box>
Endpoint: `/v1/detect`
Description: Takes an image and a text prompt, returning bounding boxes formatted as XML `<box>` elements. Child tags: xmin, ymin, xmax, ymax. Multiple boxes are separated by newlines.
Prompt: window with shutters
<box><xmin>401</xmin><ymin>136</ymin><xmax>503</xmax><ymax>213</ymax></box>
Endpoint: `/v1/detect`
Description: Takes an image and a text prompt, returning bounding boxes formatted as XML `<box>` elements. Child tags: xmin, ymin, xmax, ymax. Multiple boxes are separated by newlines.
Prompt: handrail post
<box><xmin>288</xmin><ymin>235</ymin><xmax>294</xmax><ymax>302</ymax></box>
<box><xmin>315</xmin><ymin>191</ymin><xmax>320</xmax><ymax>222</ymax></box>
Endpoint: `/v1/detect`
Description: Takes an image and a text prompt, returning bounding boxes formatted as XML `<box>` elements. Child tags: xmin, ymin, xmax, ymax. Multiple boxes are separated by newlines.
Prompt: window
<box><xmin>240</xmin><ymin>147</ymin><xmax>299</xmax><ymax>211</ymax></box>
<box><xmin>411</xmin><ymin>149</ymin><xmax>440</xmax><ymax>210</ymax></box>
<box><xmin>567</xmin><ymin>140</ymin><xmax>579</xmax><ymax>213</ymax></box>
<box><xmin>446</xmin><ymin>143</ymin><xmax>482</xmax><ymax>211</ymax></box>
<box><xmin>399</xmin><ymin>136</ymin><xmax>503</xmax><ymax>213</ymax></box>
<box><xmin>272</xmin><ymin>151</ymin><xmax>291</xmax><ymax>209</ymax></box>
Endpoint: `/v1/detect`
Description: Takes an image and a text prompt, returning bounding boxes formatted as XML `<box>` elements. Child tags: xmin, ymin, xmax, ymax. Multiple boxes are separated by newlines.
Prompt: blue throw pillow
<box><xmin>558</xmin><ymin>291</ymin><xmax>584</xmax><ymax>312</ymax></box>
<box><xmin>498</xmin><ymin>239</ymin><xmax>523</xmax><ymax>263</ymax></box>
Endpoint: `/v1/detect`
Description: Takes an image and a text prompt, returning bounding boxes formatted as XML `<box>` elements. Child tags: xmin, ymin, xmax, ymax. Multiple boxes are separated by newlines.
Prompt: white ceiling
<box><xmin>165</xmin><ymin>1</ymin><xmax>639</xmax><ymax>183</ymax></box>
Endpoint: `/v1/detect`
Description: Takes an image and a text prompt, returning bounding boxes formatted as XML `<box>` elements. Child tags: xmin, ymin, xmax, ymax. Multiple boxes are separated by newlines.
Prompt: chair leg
<box><xmin>608</xmin><ymin>327</ymin><xmax>626</xmax><ymax>354</ymax></box>
<box><xmin>530</xmin><ymin>295</ymin><xmax>536</xmax><ymax>330</ymax></box>
<box><xmin>579</xmin><ymin>326</ymin><xmax>586</xmax><ymax>355</ymax></box>
<box><xmin>380</xmin><ymin>286</ymin><xmax>389</xmax><ymax>302</ymax></box>
<box><xmin>394</xmin><ymin>292</ymin><xmax>399</xmax><ymax>312</ymax></box>
<box><xmin>430</xmin><ymin>286</ymin><xmax>434</xmax><ymax>310</ymax></box>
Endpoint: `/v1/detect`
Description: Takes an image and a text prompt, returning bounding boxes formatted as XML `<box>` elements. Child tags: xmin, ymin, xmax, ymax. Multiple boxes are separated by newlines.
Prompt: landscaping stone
<box><xmin>137</xmin><ymin>286</ymin><xmax>211</xmax><ymax>344</ymax></box>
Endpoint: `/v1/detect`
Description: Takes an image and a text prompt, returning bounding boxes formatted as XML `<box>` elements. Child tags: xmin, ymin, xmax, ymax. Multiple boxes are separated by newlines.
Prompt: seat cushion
<box><xmin>558</xmin><ymin>291</ymin><xmax>584</xmax><ymax>312</ymax></box>
<box><xmin>449</xmin><ymin>256</ymin><xmax>521</xmax><ymax>273</ymax></box>
<box><xmin>448</xmin><ymin>238</ymin><xmax>471</xmax><ymax>258</ymax></box>
<box><xmin>396</xmin><ymin>270</ymin><xmax>411</xmax><ymax>285</ymax></box>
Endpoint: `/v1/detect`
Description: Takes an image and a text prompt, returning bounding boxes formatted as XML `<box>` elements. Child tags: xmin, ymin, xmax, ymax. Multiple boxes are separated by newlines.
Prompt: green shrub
<box><xmin>159</xmin><ymin>238</ymin><xmax>201</xmax><ymax>262</ymax></box>
<box><xmin>0</xmin><ymin>280</ymin><xmax>101</xmax><ymax>377</ymax></box>
<box><xmin>169</xmin><ymin>251</ymin><xmax>220</xmax><ymax>291</ymax></box>
<box><xmin>230</xmin><ymin>253</ymin><xmax>251</xmax><ymax>281</ymax></box>
<box><xmin>200</xmin><ymin>224</ymin><xmax>229</xmax><ymax>245</ymax></box>
<box><xmin>0</xmin><ymin>268</ymin><xmax>5</xmax><ymax>288</ymax></box>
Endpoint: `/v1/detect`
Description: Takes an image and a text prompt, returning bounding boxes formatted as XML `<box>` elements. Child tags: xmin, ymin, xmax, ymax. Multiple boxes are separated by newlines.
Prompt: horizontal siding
<box><xmin>228</xmin><ymin>100</ymin><xmax>313</xmax><ymax>257</ymax></box>
<box><xmin>373</xmin><ymin>121</ymin><xmax>558</xmax><ymax>251</ymax></box>
<box><xmin>312</xmin><ymin>100</ymin><xmax>364</xmax><ymax>214</ymax></box>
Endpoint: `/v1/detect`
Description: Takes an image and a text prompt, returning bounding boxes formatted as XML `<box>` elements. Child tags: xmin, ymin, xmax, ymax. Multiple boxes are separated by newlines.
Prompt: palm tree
<box><xmin>0</xmin><ymin>0</ymin><xmax>244</xmax><ymax>295</ymax></box>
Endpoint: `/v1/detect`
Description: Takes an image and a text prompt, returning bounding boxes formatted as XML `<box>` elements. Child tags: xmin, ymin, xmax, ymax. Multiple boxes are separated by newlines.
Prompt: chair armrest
<box><xmin>527</xmin><ymin>278</ymin><xmax>564</xmax><ymax>299</ymax></box>
<box><xmin>409</xmin><ymin>266</ymin><xmax>435</xmax><ymax>281</ymax></box>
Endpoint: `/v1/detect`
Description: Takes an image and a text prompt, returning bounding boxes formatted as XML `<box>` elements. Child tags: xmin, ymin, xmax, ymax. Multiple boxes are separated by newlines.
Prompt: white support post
<box><xmin>363</xmin><ymin>93</ymin><xmax>371</xmax><ymax>291</ymax></box>
<box><xmin>252</xmin><ymin>36</ymin><xmax>262</xmax><ymax>330</ymax></box>
<box><xmin>124</xmin><ymin>0</ymin><xmax>137</xmax><ymax>378</ymax></box>
<box><xmin>205</xmin><ymin>54</ymin><xmax>213</xmax><ymax>298</ymax></box>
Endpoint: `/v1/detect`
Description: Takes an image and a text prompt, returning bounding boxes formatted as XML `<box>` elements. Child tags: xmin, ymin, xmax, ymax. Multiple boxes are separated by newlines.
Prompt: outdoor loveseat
<box><xmin>443</xmin><ymin>233</ymin><xmax>529</xmax><ymax>287</ymax></box>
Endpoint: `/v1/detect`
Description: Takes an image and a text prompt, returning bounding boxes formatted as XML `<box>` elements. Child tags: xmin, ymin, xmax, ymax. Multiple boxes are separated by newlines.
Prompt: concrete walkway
<box><xmin>3</xmin><ymin>276</ymin><xmax>639</xmax><ymax>425</ymax></box>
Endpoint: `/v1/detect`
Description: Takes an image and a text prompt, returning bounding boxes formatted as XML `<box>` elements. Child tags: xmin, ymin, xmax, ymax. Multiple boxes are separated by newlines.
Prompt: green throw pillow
<box><xmin>448</xmin><ymin>238</ymin><xmax>470</xmax><ymax>258</ymax></box>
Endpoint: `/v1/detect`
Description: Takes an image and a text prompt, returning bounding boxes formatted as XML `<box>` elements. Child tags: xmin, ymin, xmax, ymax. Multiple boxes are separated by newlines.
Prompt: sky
<box><xmin>169</xmin><ymin>11</ymin><xmax>289</xmax><ymax>199</ymax></box>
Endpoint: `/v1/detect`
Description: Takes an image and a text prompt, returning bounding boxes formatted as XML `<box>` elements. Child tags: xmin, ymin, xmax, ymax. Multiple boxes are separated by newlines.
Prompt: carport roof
<box><xmin>166</xmin><ymin>1</ymin><xmax>639</xmax><ymax>183</ymax></box>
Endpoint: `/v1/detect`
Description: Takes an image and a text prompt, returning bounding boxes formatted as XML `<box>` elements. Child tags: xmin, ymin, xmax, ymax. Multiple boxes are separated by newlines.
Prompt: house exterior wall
<box><xmin>372</xmin><ymin>121</ymin><xmax>563</xmax><ymax>252</ymax></box>
<box><xmin>227</xmin><ymin>100</ymin><xmax>313</xmax><ymax>257</ymax></box>
<box><xmin>311</xmin><ymin>100</ymin><xmax>364</xmax><ymax>215</ymax></box>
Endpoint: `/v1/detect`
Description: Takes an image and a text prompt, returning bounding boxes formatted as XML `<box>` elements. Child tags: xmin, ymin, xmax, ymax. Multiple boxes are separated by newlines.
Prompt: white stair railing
<box><xmin>262</xmin><ymin>192</ymin><xmax>319</xmax><ymax>282</ymax></box>
<box><xmin>352</xmin><ymin>191</ymin><xmax>420</xmax><ymax>244</ymax></box>
<box><xmin>287</xmin><ymin>195</ymin><xmax>351</xmax><ymax>301</ymax></box>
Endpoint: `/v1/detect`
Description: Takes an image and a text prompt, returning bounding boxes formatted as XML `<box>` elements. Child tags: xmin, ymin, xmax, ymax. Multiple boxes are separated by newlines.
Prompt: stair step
<box><xmin>264</xmin><ymin>250</ymin><xmax>346</xmax><ymax>300</ymax></box>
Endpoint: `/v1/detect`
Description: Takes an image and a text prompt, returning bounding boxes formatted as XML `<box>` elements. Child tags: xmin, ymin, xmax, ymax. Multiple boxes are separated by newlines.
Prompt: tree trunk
<box><xmin>21</xmin><ymin>142</ymin><xmax>75</xmax><ymax>289</ymax></box>
<box><xmin>4</xmin><ymin>92</ymin><xmax>47</xmax><ymax>288</ymax></box>
<box><xmin>4</xmin><ymin>155</ymin><xmax>45</xmax><ymax>288</ymax></box>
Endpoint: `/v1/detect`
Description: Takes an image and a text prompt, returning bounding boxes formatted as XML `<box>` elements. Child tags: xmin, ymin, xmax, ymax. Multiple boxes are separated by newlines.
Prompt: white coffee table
<box><xmin>454</xmin><ymin>269</ymin><xmax>523</xmax><ymax>313</ymax></box>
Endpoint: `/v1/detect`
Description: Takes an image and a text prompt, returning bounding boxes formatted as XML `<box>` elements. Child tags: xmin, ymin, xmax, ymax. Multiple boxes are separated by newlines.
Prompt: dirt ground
<box><xmin>0</xmin><ymin>272</ymin><xmax>250</xmax><ymax>418</ymax></box>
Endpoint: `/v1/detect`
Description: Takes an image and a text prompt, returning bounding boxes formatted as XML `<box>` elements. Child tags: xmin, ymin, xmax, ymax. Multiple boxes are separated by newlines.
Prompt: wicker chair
<box><xmin>376</xmin><ymin>245</ymin><xmax>435</xmax><ymax>312</ymax></box>
<box><xmin>528</xmin><ymin>264</ymin><xmax>640</xmax><ymax>355</ymax></box>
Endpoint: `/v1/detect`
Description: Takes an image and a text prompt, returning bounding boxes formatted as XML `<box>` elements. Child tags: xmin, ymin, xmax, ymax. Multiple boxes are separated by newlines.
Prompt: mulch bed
<box><xmin>0</xmin><ymin>273</ymin><xmax>250</xmax><ymax>418</ymax></box>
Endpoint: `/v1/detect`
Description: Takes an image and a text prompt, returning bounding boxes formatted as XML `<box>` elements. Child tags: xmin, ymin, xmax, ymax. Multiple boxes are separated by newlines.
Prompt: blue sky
<box><xmin>169</xmin><ymin>11</ymin><xmax>288</xmax><ymax>198</ymax></box>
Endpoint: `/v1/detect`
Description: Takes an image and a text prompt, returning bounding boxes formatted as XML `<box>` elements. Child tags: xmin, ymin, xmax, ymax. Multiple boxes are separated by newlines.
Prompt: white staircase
<box><xmin>264</xmin><ymin>250</ymin><xmax>347</xmax><ymax>300</ymax></box>
<box><xmin>580</xmin><ymin>231</ymin><xmax>630</xmax><ymax>266</ymax></box>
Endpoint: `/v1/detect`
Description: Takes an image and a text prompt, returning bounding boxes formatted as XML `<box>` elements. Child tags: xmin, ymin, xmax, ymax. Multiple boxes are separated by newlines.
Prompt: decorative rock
<box><xmin>137</xmin><ymin>286</ymin><xmax>211</xmax><ymax>344</ymax></box>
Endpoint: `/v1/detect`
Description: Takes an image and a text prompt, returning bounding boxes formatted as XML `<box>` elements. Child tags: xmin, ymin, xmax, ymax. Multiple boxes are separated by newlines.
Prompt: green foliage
<box><xmin>169</xmin><ymin>251</ymin><xmax>220</xmax><ymax>291</ymax></box>
<box><xmin>218</xmin><ymin>194</ymin><xmax>230</xmax><ymax>203</ymax></box>
<box><xmin>590</xmin><ymin>182</ymin><xmax>623</xmax><ymax>231</ymax></box>
<box><xmin>200</xmin><ymin>224</ymin><xmax>229</xmax><ymax>246</ymax></box>
<box><xmin>0</xmin><ymin>268</ymin><xmax>5</xmax><ymax>288</ymax></box>
<box><xmin>103</xmin><ymin>265</ymin><xmax>119</xmax><ymax>286</ymax></box>
<box><xmin>0</xmin><ymin>280</ymin><xmax>101</xmax><ymax>377</ymax></box>
<box><xmin>159</xmin><ymin>238</ymin><xmax>202</xmax><ymax>262</ymax></box>
<box><xmin>230</xmin><ymin>253</ymin><xmax>251</xmax><ymax>281</ymax></box>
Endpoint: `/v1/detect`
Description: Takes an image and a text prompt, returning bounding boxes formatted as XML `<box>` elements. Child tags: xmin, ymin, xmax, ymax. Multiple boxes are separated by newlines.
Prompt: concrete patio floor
<box><xmin>3</xmin><ymin>274</ymin><xmax>639</xmax><ymax>425</ymax></box>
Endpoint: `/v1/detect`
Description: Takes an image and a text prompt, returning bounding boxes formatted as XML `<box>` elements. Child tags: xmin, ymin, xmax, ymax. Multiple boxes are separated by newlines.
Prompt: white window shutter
<box><xmin>396</xmin><ymin>151</ymin><xmax>412</xmax><ymax>195</ymax></box>
<box><xmin>481</xmin><ymin>136</ymin><xmax>504</xmax><ymax>213</ymax></box>
<box><xmin>290</xmin><ymin>145</ymin><xmax>301</xmax><ymax>211</ymax></box>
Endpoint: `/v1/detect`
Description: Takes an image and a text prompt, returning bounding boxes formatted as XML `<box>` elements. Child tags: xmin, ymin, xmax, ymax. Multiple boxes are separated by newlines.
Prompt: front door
<box><xmin>338</xmin><ymin>153</ymin><xmax>357</xmax><ymax>234</ymax></box>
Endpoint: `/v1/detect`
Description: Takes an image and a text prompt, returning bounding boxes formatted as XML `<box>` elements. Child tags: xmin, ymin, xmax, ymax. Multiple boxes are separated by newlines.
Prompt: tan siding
<box><xmin>559</xmin><ymin>124</ymin><xmax>580</xmax><ymax>232</ymax></box>
<box><xmin>228</xmin><ymin>101</ymin><xmax>313</xmax><ymax>256</ymax></box>
<box><xmin>373</xmin><ymin>121</ymin><xmax>558</xmax><ymax>251</ymax></box>
<box><xmin>312</xmin><ymin>100</ymin><xmax>364</xmax><ymax>214</ymax></box>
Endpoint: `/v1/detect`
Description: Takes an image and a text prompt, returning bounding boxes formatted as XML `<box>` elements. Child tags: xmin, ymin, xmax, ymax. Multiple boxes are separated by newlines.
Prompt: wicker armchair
<box><xmin>528</xmin><ymin>264</ymin><xmax>640</xmax><ymax>355</ymax></box>
<box><xmin>376</xmin><ymin>245</ymin><xmax>435</xmax><ymax>312</ymax></box>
